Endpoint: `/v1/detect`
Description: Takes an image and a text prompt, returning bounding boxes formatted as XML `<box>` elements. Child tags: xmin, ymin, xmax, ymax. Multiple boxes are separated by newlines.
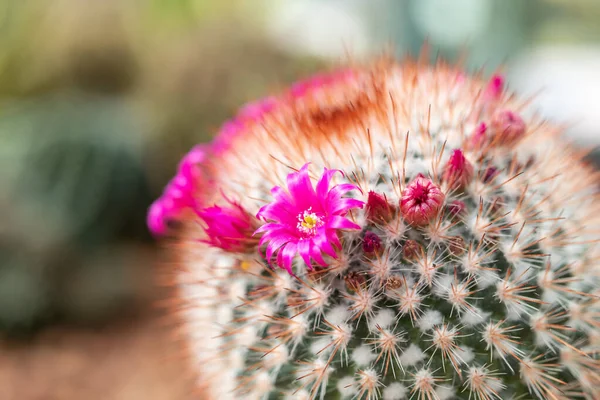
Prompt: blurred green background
<box><xmin>0</xmin><ymin>0</ymin><xmax>598</xmax><ymax>397</ymax></box>
<box><xmin>2</xmin><ymin>0</ymin><xmax>599</xmax><ymax>333</ymax></box>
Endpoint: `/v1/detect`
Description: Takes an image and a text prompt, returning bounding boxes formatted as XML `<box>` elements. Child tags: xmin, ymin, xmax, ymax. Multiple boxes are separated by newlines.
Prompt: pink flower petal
<box><xmin>328</xmin><ymin>183</ymin><xmax>361</xmax><ymax>201</ymax></box>
<box><xmin>316</xmin><ymin>168</ymin><xmax>341</xmax><ymax>200</ymax></box>
<box><xmin>329</xmin><ymin>198</ymin><xmax>365</xmax><ymax>216</ymax></box>
<box><xmin>278</xmin><ymin>242</ymin><xmax>298</xmax><ymax>273</ymax></box>
<box><xmin>309</xmin><ymin>241</ymin><xmax>328</xmax><ymax>266</ymax></box>
<box><xmin>253</xmin><ymin>163</ymin><xmax>364</xmax><ymax>274</ymax></box>
<box><xmin>297</xmin><ymin>240</ymin><xmax>312</xmax><ymax>268</ymax></box>
<box><xmin>327</xmin><ymin>230</ymin><xmax>342</xmax><ymax>249</ymax></box>
<box><xmin>329</xmin><ymin>215</ymin><xmax>361</xmax><ymax>230</ymax></box>
<box><xmin>313</xmin><ymin>229</ymin><xmax>337</xmax><ymax>258</ymax></box>
<box><xmin>286</xmin><ymin>164</ymin><xmax>317</xmax><ymax>209</ymax></box>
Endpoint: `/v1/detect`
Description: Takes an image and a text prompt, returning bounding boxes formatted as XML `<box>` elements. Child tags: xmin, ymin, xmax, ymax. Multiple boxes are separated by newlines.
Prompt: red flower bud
<box><xmin>363</xmin><ymin>231</ymin><xmax>383</xmax><ymax>254</ymax></box>
<box><xmin>366</xmin><ymin>191</ymin><xmax>394</xmax><ymax>223</ymax></box>
<box><xmin>443</xmin><ymin>149</ymin><xmax>474</xmax><ymax>189</ymax></box>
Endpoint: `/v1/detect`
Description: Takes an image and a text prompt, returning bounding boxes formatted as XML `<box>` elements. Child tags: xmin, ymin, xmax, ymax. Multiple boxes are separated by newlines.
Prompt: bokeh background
<box><xmin>0</xmin><ymin>0</ymin><xmax>598</xmax><ymax>398</ymax></box>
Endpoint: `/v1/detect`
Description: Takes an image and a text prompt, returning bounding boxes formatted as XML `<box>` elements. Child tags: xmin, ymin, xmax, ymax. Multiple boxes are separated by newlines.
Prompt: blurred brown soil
<box><xmin>0</xmin><ymin>315</ymin><xmax>197</xmax><ymax>400</ymax></box>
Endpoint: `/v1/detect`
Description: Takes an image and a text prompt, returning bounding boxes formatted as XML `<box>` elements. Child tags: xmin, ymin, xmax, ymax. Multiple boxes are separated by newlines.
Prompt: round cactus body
<box><xmin>151</xmin><ymin>57</ymin><xmax>600</xmax><ymax>399</ymax></box>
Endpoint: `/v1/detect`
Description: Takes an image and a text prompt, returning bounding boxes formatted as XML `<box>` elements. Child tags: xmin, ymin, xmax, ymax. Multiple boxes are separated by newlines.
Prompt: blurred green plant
<box><xmin>0</xmin><ymin>0</ymin><xmax>321</xmax><ymax>333</ymax></box>
<box><xmin>0</xmin><ymin>94</ymin><xmax>152</xmax><ymax>331</ymax></box>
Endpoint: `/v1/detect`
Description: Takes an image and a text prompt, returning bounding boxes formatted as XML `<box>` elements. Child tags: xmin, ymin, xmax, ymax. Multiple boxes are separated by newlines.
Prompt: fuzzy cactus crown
<box><xmin>149</xmin><ymin>56</ymin><xmax>599</xmax><ymax>400</ymax></box>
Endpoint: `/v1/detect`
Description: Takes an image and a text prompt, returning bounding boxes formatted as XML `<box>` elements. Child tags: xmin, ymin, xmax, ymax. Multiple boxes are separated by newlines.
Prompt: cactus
<box><xmin>150</xmin><ymin>57</ymin><xmax>600</xmax><ymax>399</ymax></box>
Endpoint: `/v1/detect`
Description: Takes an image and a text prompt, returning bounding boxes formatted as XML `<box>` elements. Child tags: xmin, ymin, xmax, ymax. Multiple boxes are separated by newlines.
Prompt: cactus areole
<box><xmin>149</xmin><ymin>57</ymin><xmax>600</xmax><ymax>400</ymax></box>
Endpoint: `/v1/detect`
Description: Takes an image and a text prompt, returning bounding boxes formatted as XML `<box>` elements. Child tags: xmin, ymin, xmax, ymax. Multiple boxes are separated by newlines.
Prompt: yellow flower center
<box><xmin>301</xmin><ymin>214</ymin><xmax>320</xmax><ymax>230</ymax></box>
<box><xmin>297</xmin><ymin>208</ymin><xmax>324</xmax><ymax>236</ymax></box>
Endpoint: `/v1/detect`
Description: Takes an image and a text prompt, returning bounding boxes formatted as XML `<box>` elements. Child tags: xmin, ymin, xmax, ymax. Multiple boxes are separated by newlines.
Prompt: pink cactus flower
<box><xmin>198</xmin><ymin>200</ymin><xmax>257</xmax><ymax>252</ymax></box>
<box><xmin>147</xmin><ymin>144</ymin><xmax>207</xmax><ymax>235</ymax></box>
<box><xmin>147</xmin><ymin>201</ymin><xmax>168</xmax><ymax>235</ymax></box>
<box><xmin>182</xmin><ymin>144</ymin><xmax>207</xmax><ymax>167</ymax></box>
<box><xmin>212</xmin><ymin>119</ymin><xmax>245</xmax><ymax>155</ymax></box>
<box><xmin>491</xmin><ymin>109</ymin><xmax>526</xmax><ymax>144</ymax></box>
<box><xmin>212</xmin><ymin>97</ymin><xmax>280</xmax><ymax>155</ymax></box>
<box><xmin>400</xmin><ymin>176</ymin><xmax>445</xmax><ymax>226</ymax></box>
<box><xmin>289</xmin><ymin>69</ymin><xmax>355</xmax><ymax>99</ymax></box>
<box><xmin>255</xmin><ymin>163</ymin><xmax>364</xmax><ymax>274</ymax></box>
<box><xmin>443</xmin><ymin>149</ymin><xmax>474</xmax><ymax>189</ymax></box>
<box><xmin>238</xmin><ymin>96</ymin><xmax>277</xmax><ymax>122</ymax></box>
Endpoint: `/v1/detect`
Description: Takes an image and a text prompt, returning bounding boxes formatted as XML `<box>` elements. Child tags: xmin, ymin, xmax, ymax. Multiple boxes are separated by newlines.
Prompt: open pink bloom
<box><xmin>255</xmin><ymin>163</ymin><xmax>364</xmax><ymax>274</ymax></box>
<box><xmin>198</xmin><ymin>200</ymin><xmax>256</xmax><ymax>252</ymax></box>
<box><xmin>147</xmin><ymin>144</ymin><xmax>207</xmax><ymax>235</ymax></box>
<box><xmin>400</xmin><ymin>176</ymin><xmax>445</xmax><ymax>226</ymax></box>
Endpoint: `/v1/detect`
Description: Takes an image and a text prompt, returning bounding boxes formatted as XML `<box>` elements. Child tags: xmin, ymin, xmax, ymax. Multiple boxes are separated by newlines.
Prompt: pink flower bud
<box><xmin>198</xmin><ymin>200</ymin><xmax>257</xmax><ymax>252</ymax></box>
<box><xmin>484</xmin><ymin>74</ymin><xmax>504</xmax><ymax>100</ymax></box>
<box><xmin>470</xmin><ymin>122</ymin><xmax>488</xmax><ymax>149</ymax></box>
<box><xmin>400</xmin><ymin>176</ymin><xmax>445</xmax><ymax>226</ymax></box>
<box><xmin>443</xmin><ymin>149</ymin><xmax>473</xmax><ymax>189</ymax></box>
<box><xmin>362</xmin><ymin>231</ymin><xmax>383</xmax><ymax>254</ymax></box>
<box><xmin>491</xmin><ymin>110</ymin><xmax>526</xmax><ymax>145</ymax></box>
<box><xmin>366</xmin><ymin>191</ymin><xmax>394</xmax><ymax>223</ymax></box>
